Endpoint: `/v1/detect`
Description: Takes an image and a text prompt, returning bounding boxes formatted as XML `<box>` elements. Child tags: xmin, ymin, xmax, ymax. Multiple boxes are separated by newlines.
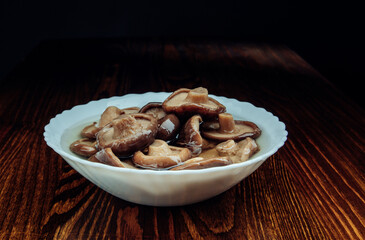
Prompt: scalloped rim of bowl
<box><xmin>44</xmin><ymin>92</ymin><xmax>288</xmax><ymax>176</ymax></box>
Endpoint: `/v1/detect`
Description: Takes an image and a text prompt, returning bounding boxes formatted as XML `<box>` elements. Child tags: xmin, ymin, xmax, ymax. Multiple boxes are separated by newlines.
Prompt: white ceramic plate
<box><xmin>44</xmin><ymin>92</ymin><xmax>287</xmax><ymax>206</ymax></box>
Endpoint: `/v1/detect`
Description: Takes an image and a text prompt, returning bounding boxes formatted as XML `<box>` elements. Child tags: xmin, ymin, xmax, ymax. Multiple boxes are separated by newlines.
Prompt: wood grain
<box><xmin>0</xmin><ymin>39</ymin><xmax>364</xmax><ymax>239</ymax></box>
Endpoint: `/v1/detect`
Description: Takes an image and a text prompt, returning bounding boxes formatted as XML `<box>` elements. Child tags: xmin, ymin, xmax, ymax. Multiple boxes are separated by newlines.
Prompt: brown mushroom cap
<box><xmin>176</xmin><ymin>115</ymin><xmax>203</xmax><ymax>156</ymax></box>
<box><xmin>169</xmin><ymin>157</ymin><xmax>232</xmax><ymax>170</ymax></box>
<box><xmin>216</xmin><ymin>138</ymin><xmax>259</xmax><ymax>163</ymax></box>
<box><xmin>81</xmin><ymin>122</ymin><xmax>100</xmax><ymax>139</ymax></box>
<box><xmin>139</xmin><ymin>103</ymin><xmax>180</xmax><ymax>141</ymax></box>
<box><xmin>80</xmin><ymin>106</ymin><xmax>140</xmax><ymax>139</ymax></box>
<box><xmin>70</xmin><ymin>138</ymin><xmax>98</xmax><ymax>157</ymax></box>
<box><xmin>156</xmin><ymin>114</ymin><xmax>180</xmax><ymax>142</ymax></box>
<box><xmin>100</xmin><ymin>106</ymin><xmax>140</xmax><ymax>126</ymax></box>
<box><xmin>162</xmin><ymin>87</ymin><xmax>226</xmax><ymax>117</ymax></box>
<box><xmin>120</xmin><ymin>107</ymin><xmax>140</xmax><ymax>114</ymax></box>
<box><xmin>139</xmin><ymin>102</ymin><xmax>167</xmax><ymax>120</ymax></box>
<box><xmin>99</xmin><ymin>106</ymin><xmax>124</xmax><ymax>127</ymax></box>
<box><xmin>97</xmin><ymin>113</ymin><xmax>158</xmax><ymax>157</ymax></box>
<box><xmin>202</xmin><ymin>113</ymin><xmax>261</xmax><ymax>141</ymax></box>
<box><xmin>133</xmin><ymin>140</ymin><xmax>192</xmax><ymax>169</ymax></box>
<box><xmin>89</xmin><ymin>148</ymin><xmax>126</xmax><ymax>167</ymax></box>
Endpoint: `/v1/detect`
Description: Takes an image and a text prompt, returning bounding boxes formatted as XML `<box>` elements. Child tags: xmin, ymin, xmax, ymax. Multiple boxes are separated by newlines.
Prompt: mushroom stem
<box><xmin>185</xmin><ymin>87</ymin><xmax>209</xmax><ymax>103</ymax></box>
<box><xmin>219</xmin><ymin>113</ymin><xmax>235</xmax><ymax>133</ymax></box>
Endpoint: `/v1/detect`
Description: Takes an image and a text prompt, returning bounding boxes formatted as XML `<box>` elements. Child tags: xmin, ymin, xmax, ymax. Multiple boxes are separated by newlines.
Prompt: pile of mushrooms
<box><xmin>70</xmin><ymin>87</ymin><xmax>261</xmax><ymax>170</ymax></box>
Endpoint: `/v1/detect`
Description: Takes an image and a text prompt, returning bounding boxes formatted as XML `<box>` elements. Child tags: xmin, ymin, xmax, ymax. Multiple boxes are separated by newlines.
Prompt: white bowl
<box><xmin>44</xmin><ymin>92</ymin><xmax>287</xmax><ymax>206</ymax></box>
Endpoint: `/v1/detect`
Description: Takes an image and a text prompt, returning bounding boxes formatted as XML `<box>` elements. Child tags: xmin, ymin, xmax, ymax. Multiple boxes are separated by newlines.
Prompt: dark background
<box><xmin>1</xmin><ymin>0</ymin><xmax>363</xmax><ymax>106</ymax></box>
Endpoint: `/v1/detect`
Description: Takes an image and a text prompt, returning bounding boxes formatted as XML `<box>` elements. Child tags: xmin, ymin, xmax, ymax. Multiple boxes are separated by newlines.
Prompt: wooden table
<box><xmin>0</xmin><ymin>39</ymin><xmax>364</xmax><ymax>239</ymax></box>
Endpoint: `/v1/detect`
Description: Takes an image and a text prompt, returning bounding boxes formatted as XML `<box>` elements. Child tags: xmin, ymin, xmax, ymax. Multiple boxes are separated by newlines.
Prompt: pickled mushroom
<box><xmin>89</xmin><ymin>148</ymin><xmax>126</xmax><ymax>167</ymax></box>
<box><xmin>70</xmin><ymin>138</ymin><xmax>98</xmax><ymax>157</ymax></box>
<box><xmin>216</xmin><ymin>138</ymin><xmax>259</xmax><ymax>163</ymax></box>
<box><xmin>97</xmin><ymin>113</ymin><xmax>158</xmax><ymax>157</ymax></box>
<box><xmin>139</xmin><ymin>102</ymin><xmax>180</xmax><ymax>141</ymax></box>
<box><xmin>156</xmin><ymin>114</ymin><xmax>180</xmax><ymax>141</ymax></box>
<box><xmin>162</xmin><ymin>87</ymin><xmax>226</xmax><ymax>117</ymax></box>
<box><xmin>80</xmin><ymin>122</ymin><xmax>100</xmax><ymax>139</ymax></box>
<box><xmin>202</xmin><ymin>113</ymin><xmax>261</xmax><ymax>141</ymax></box>
<box><xmin>170</xmin><ymin>157</ymin><xmax>232</xmax><ymax>170</ymax></box>
<box><xmin>81</xmin><ymin>106</ymin><xmax>140</xmax><ymax>138</ymax></box>
<box><xmin>176</xmin><ymin>115</ymin><xmax>203</xmax><ymax>156</ymax></box>
<box><xmin>133</xmin><ymin>140</ymin><xmax>192</xmax><ymax>169</ymax></box>
<box><xmin>139</xmin><ymin>102</ymin><xmax>167</xmax><ymax>120</ymax></box>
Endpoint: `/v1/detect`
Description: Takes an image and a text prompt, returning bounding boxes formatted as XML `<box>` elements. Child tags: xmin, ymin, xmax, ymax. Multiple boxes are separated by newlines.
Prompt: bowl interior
<box><xmin>52</xmin><ymin>93</ymin><xmax>285</xmax><ymax>172</ymax></box>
